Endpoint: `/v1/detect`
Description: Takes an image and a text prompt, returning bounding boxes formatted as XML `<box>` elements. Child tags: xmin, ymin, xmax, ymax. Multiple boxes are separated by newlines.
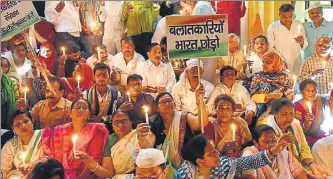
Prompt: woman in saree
<box><xmin>178</xmin><ymin>133</ymin><xmax>295</xmax><ymax>179</ymax></box>
<box><xmin>136</xmin><ymin>89</ymin><xmax>209</xmax><ymax>170</ymax></box>
<box><xmin>1</xmin><ymin>110</ymin><xmax>45</xmax><ymax>179</ymax></box>
<box><xmin>294</xmin><ymin>79</ymin><xmax>332</xmax><ymax>147</ymax></box>
<box><xmin>204</xmin><ymin>94</ymin><xmax>252</xmax><ymax>157</ymax></box>
<box><xmin>42</xmin><ymin>99</ymin><xmax>109</xmax><ymax>179</ymax></box>
<box><xmin>76</xmin><ymin>109</ymin><xmax>140</xmax><ymax>179</ymax></box>
<box><xmin>250</xmin><ymin>49</ymin><xmax>294</xmax><ymax>123</ymax></box>
<box><xmin>60</xmin><ymin>63</ymin><xmax>94</xmax><ymax>101</ymax></box>
<box><xmin>38</xmin><ymin>42</ymin><xmax>58</xmax><ymax>75</ymax></box>
<box><xmin>242</xmin><ymin>124</ymin><xmax>307</xmax><ymax>179</ymax></box>
<box><xmin>261</xmin><ymin>98</ymin><xmax>329</xmax><ymax>179</ymax></box>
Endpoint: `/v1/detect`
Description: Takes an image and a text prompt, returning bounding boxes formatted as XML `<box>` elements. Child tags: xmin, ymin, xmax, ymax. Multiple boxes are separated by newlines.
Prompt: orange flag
<box><xmin>250</xmin><ymin>13</ymin><xmax>264</xmax><ymax>39</ymax></box>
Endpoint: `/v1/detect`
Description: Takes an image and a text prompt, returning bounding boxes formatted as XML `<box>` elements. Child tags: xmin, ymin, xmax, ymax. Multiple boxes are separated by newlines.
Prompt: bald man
<box><xmin>299</xmin><ymin>36</ymin><xmax>333</xmax><ymax>95</ymax></box>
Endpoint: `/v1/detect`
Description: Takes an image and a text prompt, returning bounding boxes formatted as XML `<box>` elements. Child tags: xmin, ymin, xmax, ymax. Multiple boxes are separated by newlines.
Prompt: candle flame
<box><xmin>72</xmin><ymin>134</ymin><xmax>78</xmax><ymax>143</ymax></box>
<box><xmin>24</xmin><ymin>87</ymin><xmax>28</xmax><ymax>92</ymax></box>
<box><xmin>143</xmin><ymin>105</ymin><xmax>149</xmax><ymax>113</ymax></box>
<box><xmin>20</xmin><ymin>151</ymin><xmax>26</xmax><ymax>161</ymax></box>
<box><xmin>127</xmin><ymin>92</ymin><xmax>130</xmax><ymax>96</ymax></box>
<box><xmin>293</xmin><ymin>75</ymin><xmax>297</xmax><ymax>80</ymax></box>
<box><xmin>61</xmin><ymin>47</ymin><xmax>65</xmax><ymax>51</ymax></box>
<box><xmin>77</xmin><ymin>76</ymin><xmax>81</xmax><ymax>81</ymax></box>
<box><xmin>231</xmin><ymin>124</ymin><xmax>236</xmax><ymax>130</ymax></box>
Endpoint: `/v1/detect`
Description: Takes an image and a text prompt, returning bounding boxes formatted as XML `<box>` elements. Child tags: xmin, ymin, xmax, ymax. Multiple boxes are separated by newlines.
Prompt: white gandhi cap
<box><xmin>136</xmin><ymin>148</ymin><xmax>165</xmax><ymax>168</ymax></box>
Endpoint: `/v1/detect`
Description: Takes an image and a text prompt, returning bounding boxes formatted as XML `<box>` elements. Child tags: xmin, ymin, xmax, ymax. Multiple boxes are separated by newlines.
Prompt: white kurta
<box><xmin>45</xmin><ymin>1</ymin><xmax>81</xmax><ymax>37</ymax></box>
<box><xmin>312</xmin><ymin>135</ymin><xmax>333</xmax><ymax>176</ymax></box>
<box><xmin>111</xmin><ymin>52</ymin><xmax>145</xmax><ymax>86</ymax></box>
<box><xmin>99</xmin><ymin>1</ymin><xmax>125</xmax><ymax>55</ymax></box>
<box><xmin>138</xmin><ymin>60</ymin><xmax>176</xmax><ymax>97</ymax></box>
<box><xmin>86</xmin><ymin>54</ymin><xmax>113</xmax><ymax>70</ymax></box>
<box><xmin>2</xmin><ymin>52</ymin><xmax>39</xmax><ymax>79</ymax></box>
<box><xmin>172</xmin><ymin>73</ymin><xmax>215</xmax><ymax>115</ymax></box>
<box><xmin>206</xmin><ymin>83</ymin><xmax>257</xmax><ymax>116</ymax></box>
<box><xmin>267</xmin><ymin>20</ymin><xmax>308</xmax><ymax>75</ymax></box>
<box><xmin>247</xmin><ymin>53</ymin><xmax>263</xmax><ymax>76</ymax></box>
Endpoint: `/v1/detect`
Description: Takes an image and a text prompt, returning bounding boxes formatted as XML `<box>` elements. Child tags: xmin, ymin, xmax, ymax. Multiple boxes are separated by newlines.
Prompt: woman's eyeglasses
<box><xmin>158</xmin><ymin>100</ymin><xmax>173</xmax><ymax>106</ymax></box>
<box><xmin>112</xmin><ymin>119</ymin><xmax>130</xmax><ymax>126</ymax></box>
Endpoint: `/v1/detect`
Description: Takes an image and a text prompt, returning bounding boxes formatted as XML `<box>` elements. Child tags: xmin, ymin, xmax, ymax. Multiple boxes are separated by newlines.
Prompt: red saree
<box><xmin>42</xmin><ymin>123</ymin><xmax>109</xmax><ymax>179</ymax></box>
<box><xmin>295</xmin><ymin>97</ymin><xmax>327</xmax><ymax>146</ymax></box>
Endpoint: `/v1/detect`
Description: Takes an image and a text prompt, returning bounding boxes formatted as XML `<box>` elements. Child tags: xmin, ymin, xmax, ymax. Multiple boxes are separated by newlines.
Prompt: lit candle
<box><xmin>175</xmin><ymin>62</ymin><xmax>179</xmax><ymax>69</ymax></box>
<box><xmin>297</xmin><ymin>24</ymin><xmax>301</xmax><ymax>34</ymax></box>
<box><xmin>231</xmin><ymin>124</ymin><xmax>236</xmax><ymax>141</ymax></box>
<box><xmin>237</xmin><ymin>93</ymin><xmax>241</xmax><ymax>103</ymax></box>
<box><xmin>306</xmin><ymin>102</ymin><xmax>312</xmax><ymax>115</ymax></box>
<box><xmin>179</xmin><ymin>10</ymin><xmax>183</xmax><ymax>15</ymax></box>
<box><xmin>24</xmin><ymin>87</ymin><xmax>28</xmax><ymax>103</ymax></box>
<box><xmin>72</xmin><ymin>134</ymin><xmax>78</xmax><ymax>158</ymax></box>
<box><xmin>214</xmin><ymin>1</ymin><xmax>218</xmax><ymax>12</ymax></box>
<box><xmin>21</xmin><ymin>151</ymin><xmax>26</xmax><ymax>164</ymax></box>
<box><xmin>97</xmin><ymin>47</ymin><xmax>101</xmax><ymax>62</ymax></box>
<box><xmin>143</xmin><ymin>105</ymin><xmax>149</xmax><ymax>124</ymax></box>
<box><xmin>77</xmin><ymin>76</ymin><xmax>81</xmax><ymax>89</ymax></box>
<box><xmin>293</xmin><ymin>75</ymin><xmax>297</xmax><ymax>90</ymax></box>
<box><xmin>127</xmin><ymin>92</ymin><xmax>131</xmax><ymax>102</ymax></box>
<box><xmin>61</xmin><ymin>47</ymin><xmax>66</xmax><ymax>56</ymax></box>
<box><xmin>243</xmin><ymin>45</ymin><xmax>247</xmax><ymax>56</ymax></box>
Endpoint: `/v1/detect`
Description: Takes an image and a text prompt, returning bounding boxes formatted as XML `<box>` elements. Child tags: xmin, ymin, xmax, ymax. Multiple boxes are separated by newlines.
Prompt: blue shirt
<box><xmin>303</xmin><ymin>19</ymin><xmax>333</xmax><ymax>59</ymax></box>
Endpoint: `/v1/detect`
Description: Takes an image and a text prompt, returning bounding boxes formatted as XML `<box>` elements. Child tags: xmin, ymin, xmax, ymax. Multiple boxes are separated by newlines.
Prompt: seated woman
<box><xmin>260</xmin><ymin>98</ymin><xmax>329</xmax><ymax>179</ymax></box>
<box><xmin>204</xmin><ymin>94</ymin><xmax>252</xmax><ymax>157</ymax></box>
<box><xmin>242</xmin><ymin>124</ymin><xmax>307</xmax><ymax>179</ymax></box>
<box><xmin>294</xmin><ymin>79</ymin><xmax>332</xmax><ymax>146</ymax></box>
<box><xmin>1</xmin><ymin>111</ymin><xmax>45</xmax><ymax>179</ymax></box>
<box><xmin>29</xmin><ymin>158</ymin><xmax>65</xmax><ymax>179</ymax></box>
<box><xmin>38</xmin><ymin>42</ymin><xmax>59</xmax><ymax>75</ymax></box>
<box><xmin>250</xmin><ymin>49</ymin><xmax>294</xmax><ymax>123</ymax></box>
<box><xmin>76</xmin><ymin>109</ymin><xmax>140</xmax><ymax>178</ymax></box>
<box><xmin>137</xmin><ymin>90</ymin><xmax>209</xmax><ymax>169</ymax></box>
<box><xmin>1</xmin><ymin>56</ymin><xmax>19</xmax><ymax>98</ymax></box>
<box><xmin>178</xmin><ymin>134</ymin><xmax>294</xmax><ymax>178</ymax></box>
<box><xmin>42</xmin><ymin>99</ymin><xmax>109</xmax><ymax>179</ymax></box>
<box><xmin>60</xmin><ymin>63</ymin><xmax>94</xmax><ymax>101</ymax></box>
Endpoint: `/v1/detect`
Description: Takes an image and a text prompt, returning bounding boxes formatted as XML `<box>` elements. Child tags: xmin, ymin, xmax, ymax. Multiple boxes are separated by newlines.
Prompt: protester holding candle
<box><xmin>42</xmin><ymin>99</ymin><xmax>109</xmax><ymax>179</ymax></box>
<box><xmin>295</xmin><ymin>79</ymin><xmax>332</xmax><ymax>146</ymax></box>
<box><xmin>117</xmin><ymin>74</ymin><xmax>157</xmax><ymax>128</ymax></box>
<box><xmin>136</xmin><ymin>90</ymin><xmax>208</xmax><ymax>170</ymax></box>
<box><xmin>86</xmin><ymin>45</ymin><xmax>112</xmax><ymax>70</ymax></box>
<box><xmin>204</xmin><ymin>94</ymin><xmax>252</xmax><ymax>157</ymax></box>
<box><xmin>38</xmin><ymin>42</ymin><xmax>59</xmax><ymax>75</ymax></box>
<box><xmin>250</xmin><ymin>49</ymin><xmax>293</xmax><ymax>123</ymax></box>
<box><xmin>76</xmin><ymin>109</ymin><xmax>140</xmax><ymax>178</ymax></box>
<box><xmin>1</xmin><ymin>111</ymin><xmax>45</xmax><ymax>179</ymax></box>
<box><xmin>259</xmin><ymin>98</ymin><xmax>329</xmax><ymax>178</ymax></box>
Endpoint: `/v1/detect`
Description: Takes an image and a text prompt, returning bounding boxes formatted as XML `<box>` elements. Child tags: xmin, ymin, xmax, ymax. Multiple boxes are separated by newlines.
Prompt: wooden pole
<box><xmin>197</xmin><ymin>58</ymin><xmax>204</xmax><ymax>133</ymax></box>
<box><xmin>23</xmin><ymin>33</ymin><xmax>56</xmax><ymax>96</ymax></box>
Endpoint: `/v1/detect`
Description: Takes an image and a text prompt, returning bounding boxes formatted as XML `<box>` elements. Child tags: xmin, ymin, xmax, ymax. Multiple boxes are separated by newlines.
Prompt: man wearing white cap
<box><xmin>303</xmin><ymin>4</ymin><xmax>333</xmax><ymax>59</ymax></box>
<box><xmin>135</xmin><ymin>148</ymin><xmax>168</xmax><ymax>179</ymax></box>
<box><xmin>267</xmin><ymin>4</ymin><xmax>308</xmax><ymax>75</ymax></box>
<box><xmin>172</xmin><ymin>58</ymin><xmax>215</xmax><ymax>115</ymax></box>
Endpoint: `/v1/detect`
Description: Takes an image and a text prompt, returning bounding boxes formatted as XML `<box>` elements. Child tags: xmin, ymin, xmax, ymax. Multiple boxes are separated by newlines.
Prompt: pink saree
<box><xmin>42</xmin><ymin>123</ymin><xmax>109</xmax><ymax>179</ymax></box>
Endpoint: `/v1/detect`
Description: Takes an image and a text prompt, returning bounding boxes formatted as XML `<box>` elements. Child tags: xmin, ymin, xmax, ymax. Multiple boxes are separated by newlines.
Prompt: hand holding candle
<box><xmin>72</xmin><ymin>134</ymin><xmax>78</xmax><ymax>158</ymax></box>
<box><xmin>231</xmin><ymin>124</ymin><xmax>236</xmax><ymax>141</ymax></box>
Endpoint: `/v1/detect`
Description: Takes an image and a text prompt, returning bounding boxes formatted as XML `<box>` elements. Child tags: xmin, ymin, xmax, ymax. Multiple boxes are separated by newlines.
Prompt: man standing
<box><xmin>45</xmin><ymin>1</ymin><xmax>81</xmax><ymax>55</ymax></box>
<box><xmin>85</xmin><ymin>63</ymin><xmax>120</xmax><ymax>122</ymax></box>
<box><xmin>118</xmin><ymin>74</ymin><xmax>157</xmax><ymax>128</ymax></box>
<box><xmin>267</xmin><ymin>4</ymin><xmax>308</xmax><ymax>75</ymax></box>
<box><xmin>299</xmin><ymin>36</ymin><xmax>333</xmax><ymax>95</ymax></box>
<box><xmin>303</xmin><ymin>4</ymin><xmax>333</xmax><ymax>59</ymax></box>
<box><xmin>111</xmin><ymin>37</ymin><xmax>145</xmax><ymax>86</ymax></box>
<box><xmin>16</xmin><ymin>77</ymin><xmax>72</xmax><ymax>129</ymax></box>
<box><xmin>138</xmin><ymin>43</ymin><xmax>176</xmax><ymax>97</ymax></box>
<box><xmin>172</xmin><ymin>59</ymin><xmax>215</xmax><ymax>115</ymax></box>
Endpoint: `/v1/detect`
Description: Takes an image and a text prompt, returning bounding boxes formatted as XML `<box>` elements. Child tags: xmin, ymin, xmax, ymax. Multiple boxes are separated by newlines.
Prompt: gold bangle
<box><xmin>91</xmin><ymin>163</ymin><xmax>99</xmax><ymax>172</ymax></box>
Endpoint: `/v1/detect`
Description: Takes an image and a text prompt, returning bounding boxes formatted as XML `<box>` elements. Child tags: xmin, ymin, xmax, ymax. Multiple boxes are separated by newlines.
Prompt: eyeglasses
<box><xmin>73</xmin><ymin>106</ymin><xmax>89</xmax><ymax>111</ymax></box>
<box><xmin>112</xmin><ymin>119</ymin><xmax>130</xmax><ymax>126</ymax></box>
<box><xmin>135</xmin><ymin>169</ymin><xmax>163</xmax><ymax>179</ymax></box>
<box><xmin>158</xmin><ymin>100</ymin><xmax>173</xmax><ymax>106</ymax></box>
<box><xmin>13</xmin><ymin>119</ymin><xmax>31</xmax><ymax>128</ymax></box>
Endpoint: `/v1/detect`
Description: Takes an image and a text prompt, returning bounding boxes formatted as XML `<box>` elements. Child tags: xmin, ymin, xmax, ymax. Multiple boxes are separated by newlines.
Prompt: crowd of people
<box><xmin>1</xmin><ymin>1</ymin><xmax>333</xmax><ymax>179</ymax></box>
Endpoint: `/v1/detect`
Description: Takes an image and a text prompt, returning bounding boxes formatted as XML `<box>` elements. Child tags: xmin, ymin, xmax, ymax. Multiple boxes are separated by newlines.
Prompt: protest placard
<box><xmin>1</xmin><ymin>1</ymin><xmax>40</xmax><ymax>41</ymax></box>
<box><xmin>166</xmin><ymin>15</ymin><xmax>228</xmax><ymax>59</ymax></box>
